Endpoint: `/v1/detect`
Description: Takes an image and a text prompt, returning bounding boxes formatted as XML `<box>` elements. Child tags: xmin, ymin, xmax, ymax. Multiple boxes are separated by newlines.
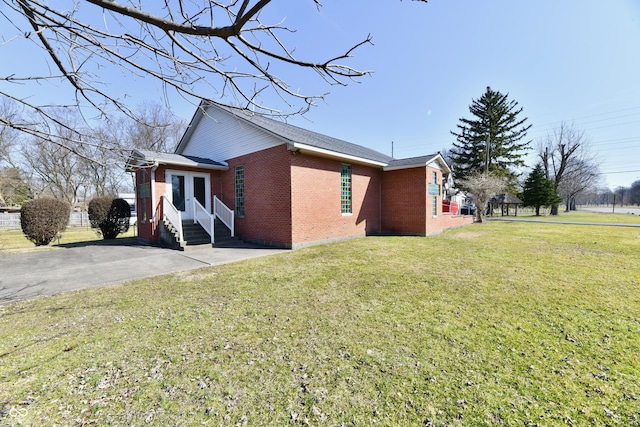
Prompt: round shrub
<box><xmin>20</xmin><ymin>198</ymin><xmax>70</xmax><ymax>246</ymax></box>
<box><xmin>88</xmin><ymin>196</ymin><xmax>131</xmax><ymax>240</ymax></box>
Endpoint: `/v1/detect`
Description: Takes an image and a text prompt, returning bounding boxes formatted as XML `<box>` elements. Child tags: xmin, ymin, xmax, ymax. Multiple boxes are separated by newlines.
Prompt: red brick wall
<box><xmin>381</xmin><ymin>165</ymin><xmax>473</xmax><ymax>235</ymax></box>
<box><xmin>135</xmin><ymin>150</ymin><xmax>472</xmax><ymax>247</ymax></box>
<box><xmin>423</xmin><ymin>165</ymin><xmax>474</xmax><ymax>233</ymax></box>
<box><xmin>136</xmin><ymin>165</ymin><xmax>222</xmax><ymax>243</ymax></box>
<box><xmin>135</xmin><ymin>168</ymin><xmax>154</xmax><ymax>242</ymax></box>
<box><xmin>381</xmin><ymin>167</ymin><xmax>427</xmax><ymax>235</ymax></box>
<box><xmin>290</xmin><ymin>154</ymin><xmax>382</xmax><ymax>247</ymax></box>
<box><xmin>222</xmin><ymin>145</ymin><xmax>293</xmax><ymax>246</ymax></box>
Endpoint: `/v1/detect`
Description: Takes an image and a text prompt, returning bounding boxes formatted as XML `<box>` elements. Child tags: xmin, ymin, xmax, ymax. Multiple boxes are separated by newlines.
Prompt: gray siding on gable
<box><xmin>179</xmin><ymin>105</ymin><xmax>283</xmax><ymax>162</ymax></box>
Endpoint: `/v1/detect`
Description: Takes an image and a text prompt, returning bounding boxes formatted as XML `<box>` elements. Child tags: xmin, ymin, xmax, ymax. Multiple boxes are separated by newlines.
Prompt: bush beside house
<box><xmin>20</xmin><ymin>198</ymin><xmax>71</xmax><ymax>246</ymax></box>
<box><xmin>88</xmin><ymin>196</ymin><xmax>131</xmax><ymax>239</ymax></box>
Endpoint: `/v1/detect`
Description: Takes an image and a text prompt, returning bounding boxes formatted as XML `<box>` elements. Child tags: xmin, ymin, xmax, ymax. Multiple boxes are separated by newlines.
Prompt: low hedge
<box><xmin>20</xmin><ymin>198</ymin><xmax>71</xmax><ymax>246</ymax></box>
<box><xmin>88</xmin><ymin>196</ymin><xmax>131</xmax><ymax>240</ymax></box>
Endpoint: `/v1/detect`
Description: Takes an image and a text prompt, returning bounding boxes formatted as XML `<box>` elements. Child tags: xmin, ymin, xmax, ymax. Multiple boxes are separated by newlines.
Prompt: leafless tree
<box><xmin>126</xmin><ymin>102</ymin><xmax>187</xmax><ymax>153</ymax></box>
<box><xmin>76</xmin><ymin>127</ymin><xmax>128</xmax><ymax>196</ymax></box>
<box><xmin>629</xmin><ymin>180</ymin><xmax>640</xmax><ymax>206</ymax></box>
<box><xmin>537</xmin><ymin>123</ymin><xmax>600</xmax><ymax>215</ymax></box>
<box><xmin>0</xmin><ymin>98</ymin><xmax>21</xmax><ymax>165</ymax></box>
<box><xmin>24</xmin><ymin>137</ymin><xmax>86</xmax><ymax>205</ymax></box>
<box><xmin>1</xmin><ymin>1</ymin><xmax>426</xmax><ymax>157</ymax></box>
<box><xmin>21</xmin><ymin>108</ymin><xmax>87</xmax><ymax>204</ymax></box>
<box><xmin>557</xmin><ymin>157</ymin><xmax>600</xmax><ymax>211</ymax></box>
<box><xmin>0</xmin><ymin>166</ymin><xmax>30</xmax><ymax>205</ymax></box>
<box><xmin>456</xmin><ymin>172</ymin><xmax>504</xmax><ymax>223</ymax></box>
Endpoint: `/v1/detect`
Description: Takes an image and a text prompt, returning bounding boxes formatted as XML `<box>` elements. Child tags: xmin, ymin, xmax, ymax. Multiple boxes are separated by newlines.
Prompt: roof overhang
<box><xmin>125</xmin><ymin>149</ymin><xmax>228</xmax><ymax>172</ymax></box>
<box><xmin>383</xmin><ymin>153</ymin><xmax>452</xmax><ymax>174</ymax></box>
<box><xmin>288</xmin><ymin>142</ymin><xmax>389</xmax><ymax>168</ymax></box>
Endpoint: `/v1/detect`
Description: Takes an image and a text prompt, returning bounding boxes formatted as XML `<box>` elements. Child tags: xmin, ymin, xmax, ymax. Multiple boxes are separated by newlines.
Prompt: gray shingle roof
<box><xmin>386</xmin><ymin>154</ymin><xmax>439</xmax><ymax>169</ymax></box>
<box><xmin>490</xmin><ymin>193</ymin><xmax>523</xmax><ymax>204</ymax></box>
<box><xmin>126</xmin><ymin>149</ymin><xmax>227</xmax><ymax>171</ymax></box>
<box><xmin>213</xmin><ymin>104</ymin><xmax>394</xmax><ymax>165</ymax></box>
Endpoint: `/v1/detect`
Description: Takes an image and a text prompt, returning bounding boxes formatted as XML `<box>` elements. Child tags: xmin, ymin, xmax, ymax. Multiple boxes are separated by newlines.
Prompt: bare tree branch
<box><xmin>537</xmin><ymin>122</ymin><xmax>601</xmax><ymax>214</ymax></box>
<box><xmin>1</xmin><ymin>0</ymin><xmax>418</xmax><ymax>163</ymax></box>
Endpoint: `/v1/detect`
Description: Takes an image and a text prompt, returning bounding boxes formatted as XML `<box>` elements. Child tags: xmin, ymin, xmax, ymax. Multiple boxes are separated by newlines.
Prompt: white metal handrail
<box><xmin>213</xmin><ymin>195</ymin><xmax>234</xmax><ymax>237</ymax></box>
<box><xmin>193</xmin><ymin>199</ymin><xmax>215</xmax><ymax>244</ymax></box>
<box><xmin>162</xmin><ymin>196</ymin><xmax>184</xmax><ymax>244</ymax></box>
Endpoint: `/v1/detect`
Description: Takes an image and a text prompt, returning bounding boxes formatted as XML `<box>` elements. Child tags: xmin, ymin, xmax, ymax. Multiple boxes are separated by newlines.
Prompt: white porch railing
<box><xmin>214</xmin><ymin>195</ymin><xmax>234</xmax><ymax>237</ymax></box>
<box><xmin>194</xmin><ymin>199</ymin><xmax>215</xmax><ymax>244</ymax></box>
<box><xmin>162</xmin><ymin>196</ymin><xmax>184</xmax><ymax>244</ymax></box>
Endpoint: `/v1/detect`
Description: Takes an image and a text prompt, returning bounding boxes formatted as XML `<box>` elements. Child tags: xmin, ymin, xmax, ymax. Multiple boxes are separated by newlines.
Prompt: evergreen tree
<box><xmin>450</xmin><ymin>87</ymin><xmax>532</xmax><ymax>190</ymax></box>
<box><xmin>521</xmin><ymin>164</ymin><xmax>562</xmax><ymax>216</ymax></box>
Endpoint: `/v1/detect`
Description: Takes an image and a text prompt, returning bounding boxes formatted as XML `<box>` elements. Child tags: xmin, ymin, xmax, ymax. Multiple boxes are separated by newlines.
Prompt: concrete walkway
<box><xmin>0</xmin><ymin>240</ymin><xmax>286</xmax><ymax>305</ymax></box>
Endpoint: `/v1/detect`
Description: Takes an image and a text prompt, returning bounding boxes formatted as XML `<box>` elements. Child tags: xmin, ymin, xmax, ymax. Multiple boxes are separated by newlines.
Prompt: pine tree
<box><xmin>450</xmin><ymin>87</ymin><xmax>532</xmax><ymax>190</ymax></box>
<box><xmin>521</xmin><ymin>164</ymin><xmax>562</xmax><ymax>216</ymax></box>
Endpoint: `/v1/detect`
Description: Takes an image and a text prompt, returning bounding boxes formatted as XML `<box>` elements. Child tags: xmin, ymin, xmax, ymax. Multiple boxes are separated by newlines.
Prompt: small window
<box><xmin>432</xmin><ymin>196</ymin><xmax>438</xmax><ymax>217</ymax></box>
<box><xmin>141</xmin><ymin>198</ymin><xmax>147</xmax><ymax>222</ymax></box>
<box><xmin>341</xmin><ymin>164</ymin><xmax>352</xmax><ymax>214</ymax></box>
<box><xmin>235</xmin><ymin>165</ymin><xmax>245</xmax><ymax>217</ymax></box>
<box><xmin>432</xmin><ymin>171</ymin><xmax>438</xmax><ymax>183</ymax></box>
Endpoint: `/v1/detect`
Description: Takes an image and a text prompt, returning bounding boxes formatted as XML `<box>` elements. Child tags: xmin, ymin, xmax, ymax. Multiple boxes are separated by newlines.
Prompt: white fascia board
<box><xmin>290</xmin><ymin>142</ymin><xmax>389</xmax><ymax>167</ymax></box>
<box><xmin>164</xmin><ymin>159</ymin><xmax>228</xmax><ymax>170</ymax></box>
<box><xmin>383</xmin><ymin>155</ymin><xmax>451</xmax><ymax>174</ymax></box>
<box><xmin>126</xmin><ymin>149</ymin><xmax>228</xmax><ymax>171</ymax></box>
<box><xmin>433</xmin><ymin>154</ymin><xmax>452</xmax><ymax>174</ymax></box>
<box><xmin>383</xmin><ymin>163</ymin><xmax>429</xmax><ymax>172</ymax></box>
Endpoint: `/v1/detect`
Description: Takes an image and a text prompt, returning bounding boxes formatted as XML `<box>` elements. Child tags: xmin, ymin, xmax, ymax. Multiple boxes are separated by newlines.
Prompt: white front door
<box><xmin>166</xmin><ymin>170</ymin><xmax>210</xmax><ymax>220</ymax></box>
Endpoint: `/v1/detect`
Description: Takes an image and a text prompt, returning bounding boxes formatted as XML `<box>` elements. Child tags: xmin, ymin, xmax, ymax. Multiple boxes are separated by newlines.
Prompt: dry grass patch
<box><xmin>512</xmin><ymin>209</ymin><xmax>640</xmax><ymax>224</ymax></box>
<box><xmin>0</xmin><ymin>227</ymin><xmax>137</xmax><ymax>253</ymax></box>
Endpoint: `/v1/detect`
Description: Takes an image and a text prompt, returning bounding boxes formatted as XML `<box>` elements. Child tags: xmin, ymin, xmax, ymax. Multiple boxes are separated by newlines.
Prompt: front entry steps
<box><xmin>160</xmin><ymin>218</ymin><xmax>243</xmax><ymax>250</ymax></box>
<box><xmin>212</xmin><ymin>219</ymin><xmax>245</xmax><ymax>248</ymax></box>
<box><xmin>182</xmin><ymin>221</ymin><xmax>212</xmax><ymax>247</ymax></box>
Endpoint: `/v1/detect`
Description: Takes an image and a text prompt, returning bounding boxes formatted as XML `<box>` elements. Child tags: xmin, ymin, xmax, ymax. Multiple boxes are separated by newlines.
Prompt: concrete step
<box><xmin>166</xmin><ymin>218</ymin><xmax>246</xmax><ymax>249</ymax></box>
<box><xmin>177</xmin><ymin>221</ymin><xmax>211</xmax><ymax>247</ymax></box>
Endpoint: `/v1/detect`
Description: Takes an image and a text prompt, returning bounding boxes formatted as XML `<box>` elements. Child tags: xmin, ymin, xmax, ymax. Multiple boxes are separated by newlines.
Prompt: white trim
<box><xmin>383</xmin><ymin>154</ymin><xmax>451</xmax><ymax>174</ymax></box>
<box><xmin>161</xmin><ymin>157</ymin><xmax>227</xmax><ymax>170</ymax></box>
<box><xmin>383</xmin><ymin>164</ymin><xmax>427</xmax><ymax>172</ymax></box>
<box><xmin>290</xmin><ymin>142</ymin><xmax>388</xmax><ymax>167</ymax></box>
<box><xmin>165</xmin><ymin>169</ymin><xmax>211</xmax><ymax>221</ymax></box>
<box><xmin>127</xmin><ymin>149</ymin><xmax>228</xmax><ymax>171</ymax></box>
<box><xmin>150</xmin><ymin>163</ymin><xmax>158</xmax><ymax>222</ymax></box>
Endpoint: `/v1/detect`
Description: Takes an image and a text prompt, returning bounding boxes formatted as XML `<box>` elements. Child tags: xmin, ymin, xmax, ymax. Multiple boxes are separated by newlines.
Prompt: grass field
<box><xmin>1</xmin><ymin>219</ymin><xmax>639</xmax><ymax>425</ymax></box>
<box><xmin>0</xmin><ymin>226</ymin><xmax>137</xmax><ymax>253</ymax></box>
<box><xmin>504</xmin><ymin>209</ymin><xmax>640</xmax><ymax>224</ymax></box>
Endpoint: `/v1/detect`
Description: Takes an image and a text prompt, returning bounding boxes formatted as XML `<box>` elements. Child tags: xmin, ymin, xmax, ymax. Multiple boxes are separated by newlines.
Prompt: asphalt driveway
<box><xmin>0</xmin><ymin>241</ymin><xmax>285</xmax><ymax>305</ymax></box>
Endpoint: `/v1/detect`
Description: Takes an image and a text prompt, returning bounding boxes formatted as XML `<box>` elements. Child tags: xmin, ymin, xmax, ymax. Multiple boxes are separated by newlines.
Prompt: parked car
<box><xmin>461</xmin><ymin>203</ymin><xmax>476</xmax><ymax>215</ymax></box>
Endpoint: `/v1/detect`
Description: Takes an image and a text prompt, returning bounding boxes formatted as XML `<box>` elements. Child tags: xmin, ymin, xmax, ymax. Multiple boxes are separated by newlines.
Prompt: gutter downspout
<box><xmin>150</xmin><ymin>162</ymin><xmax>159</xmax><ymax>222</ymax></box>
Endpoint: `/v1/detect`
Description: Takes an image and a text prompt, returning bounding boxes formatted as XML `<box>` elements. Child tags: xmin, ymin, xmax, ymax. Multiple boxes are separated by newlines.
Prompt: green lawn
<box><xmin>0</xmin><ymin>226</ymin><xmax>137</xmax><ymax>253</ymax></box>
<box><xmin>506</xmin><ymin>208</ymin><xmax>640</xmax><ymax>224</ymax></box>
<box><xmin>1</xmin><ymin>221</ymin><xmax>639</xmax><ymax>426</ymax></box>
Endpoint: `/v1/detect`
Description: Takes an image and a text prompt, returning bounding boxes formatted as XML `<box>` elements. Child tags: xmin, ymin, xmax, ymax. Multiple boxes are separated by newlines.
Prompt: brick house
<box><xmin>125</xmin><ymin>102</ymin><xmax>473</xmax><ymax>249</ymax></box>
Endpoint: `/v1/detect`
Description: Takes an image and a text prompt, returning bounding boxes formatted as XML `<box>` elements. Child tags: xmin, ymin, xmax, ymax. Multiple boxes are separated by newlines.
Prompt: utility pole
<box><xmin>391</xmin><ymin>141</ymin><xmax>394</xmax><ymax>158</ymax></box>
<box><xmin>484</xmin><ymin>134</ymin><xmax>490</xmax><ymax>176</ymax></box>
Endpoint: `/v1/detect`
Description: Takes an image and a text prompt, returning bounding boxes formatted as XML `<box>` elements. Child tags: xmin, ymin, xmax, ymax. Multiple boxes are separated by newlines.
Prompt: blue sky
<box><xmin>277</xmin><ymin>0</ymin><xmax>640</xmax><ymax>189</ymax></box>
<box><xmin>2</xmin><ymin>0</ymin><xmax>639</xmax><ymax>189</ymax></box>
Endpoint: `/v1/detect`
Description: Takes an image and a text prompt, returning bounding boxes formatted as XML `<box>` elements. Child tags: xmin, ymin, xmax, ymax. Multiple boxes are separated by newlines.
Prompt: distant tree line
<box><xmin>0</xmin><ymin>100</ymin><xmax>186</xmax><ymax>208</ymax></box>
<box><xmin>575</xmin><ymin>182</ymin><xmax>640</xmax><ymax>207</ymax></box>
